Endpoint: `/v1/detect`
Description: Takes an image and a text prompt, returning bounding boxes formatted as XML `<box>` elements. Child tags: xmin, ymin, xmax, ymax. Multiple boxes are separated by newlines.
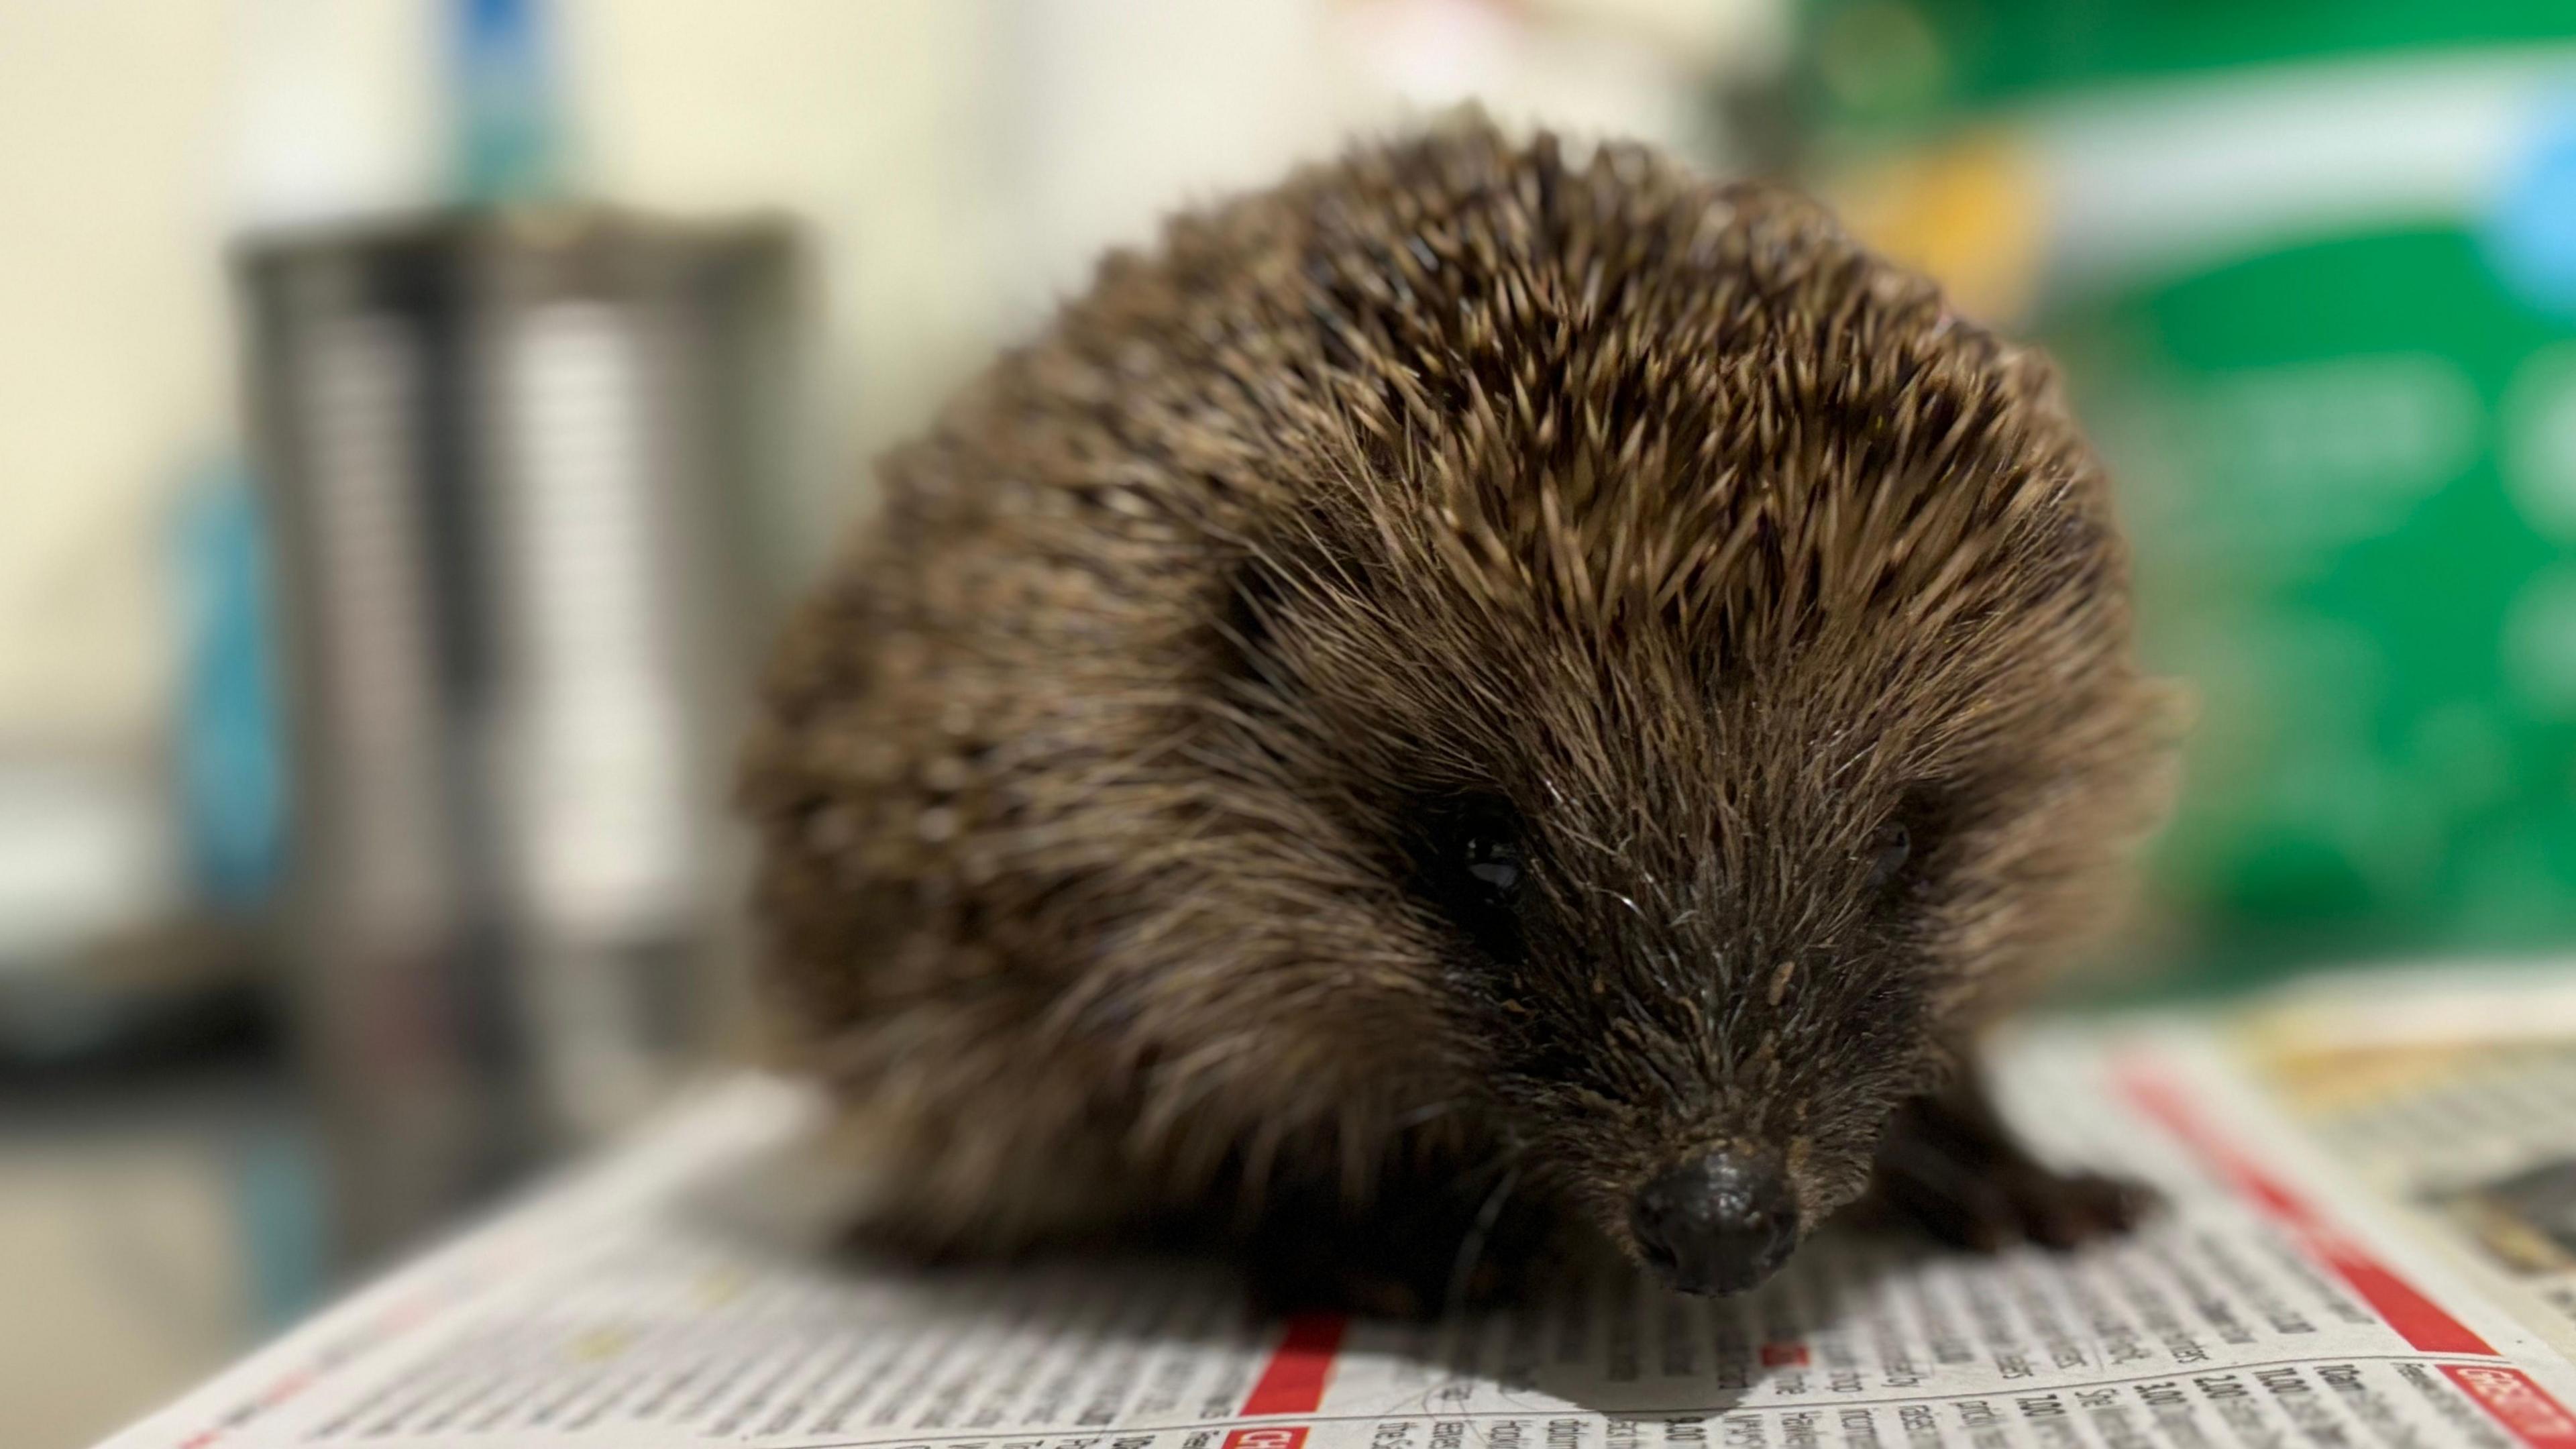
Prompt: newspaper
<box><xmin>97</xmin><ymin>965</ymin><xmax>2576</xmax><ymax>1449</ymax></box>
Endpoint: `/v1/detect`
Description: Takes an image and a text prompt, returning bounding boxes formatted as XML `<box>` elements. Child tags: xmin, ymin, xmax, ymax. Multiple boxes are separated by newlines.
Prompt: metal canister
<box><xmin>235</xmin><ymin>207</ymin><xmax>802</xmax><ymax>1263</ymax></box>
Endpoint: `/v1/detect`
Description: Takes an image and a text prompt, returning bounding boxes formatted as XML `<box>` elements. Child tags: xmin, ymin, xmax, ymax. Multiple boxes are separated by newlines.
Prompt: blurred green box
<box><xmin>1796</xmin><ymin>2</ymin><xmax>2576</xmax><ymax>987</ymax></box>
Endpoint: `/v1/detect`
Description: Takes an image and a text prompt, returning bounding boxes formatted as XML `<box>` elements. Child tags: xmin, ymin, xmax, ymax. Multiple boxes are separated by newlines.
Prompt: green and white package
<box><xmin>1801</xmin><ymin>3</ymin><xmax>2576</xmax><ymax>982</ymax></box>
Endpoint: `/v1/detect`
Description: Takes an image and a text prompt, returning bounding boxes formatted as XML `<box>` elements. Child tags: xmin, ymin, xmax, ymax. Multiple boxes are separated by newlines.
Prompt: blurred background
<box><xmin>9</xmin><ymin>1</ymin><xmax>2576</xmax><ymax>1444</ymax></box>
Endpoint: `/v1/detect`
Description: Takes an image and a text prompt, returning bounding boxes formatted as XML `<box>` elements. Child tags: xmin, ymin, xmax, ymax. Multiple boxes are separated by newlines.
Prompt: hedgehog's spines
<box><xmin>741</xmin><ymin>115</ymin><xmax>2176</xmax><ymax>1284</ymax></box>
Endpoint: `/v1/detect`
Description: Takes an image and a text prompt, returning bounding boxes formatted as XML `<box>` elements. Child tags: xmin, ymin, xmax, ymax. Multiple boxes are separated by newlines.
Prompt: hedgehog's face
<box><xmin>1226</xmin><ymin>459</ymin><xmax>2163</xmax><ymax>1297</ymax></box>
<box><xmin>1385</xmin><ymin>759</ymin><xmax>1953</xmax><ymax>1296</ymax></box>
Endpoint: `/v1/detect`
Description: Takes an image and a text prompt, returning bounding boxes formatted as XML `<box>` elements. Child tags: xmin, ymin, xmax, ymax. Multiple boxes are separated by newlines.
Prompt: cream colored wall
<box><xmin>0</xmin><ymin>0</ymin><xmax>233</xmax><ymax>750</ymax></box>
<box><xmin>0</xmin><ymin>0</ymin><xmax>441</xmax><ymax>752</ymax></box>
<box><xmin>0</xmin><ymin>0</ymin><xmax>1008</xmax><ymax>747</ymax></box>
<box><xmin>556</xmin><ymin>0</ymin><xmax>1010</xmax><ymax>569</ymax></box>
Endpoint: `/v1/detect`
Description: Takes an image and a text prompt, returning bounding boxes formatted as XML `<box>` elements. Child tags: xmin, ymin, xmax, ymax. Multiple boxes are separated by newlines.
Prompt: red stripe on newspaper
<box><xmin>1226</xmin><ymin>1428</ymin><xmax>1313</xmax><ymax>1449</ymax></box>
<box><xmin>2445</xmin><ymin>1365</ymin><xmax>2576</xmax><ymax>1449</ymax></box>
<box><xmin>2118</xmin><ymin>1061</ymin><xmax>2494</xmax><ymax>1356</ymax></box>
<box><xmin>1240</xmin><ymin>1313</ymin><xmax>1346</xmax><ymax>1416</ymax></box>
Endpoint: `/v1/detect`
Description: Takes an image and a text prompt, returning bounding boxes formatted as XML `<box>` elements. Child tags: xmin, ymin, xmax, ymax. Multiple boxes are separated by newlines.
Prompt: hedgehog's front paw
<box><xmin>1872</xmin><ymin>1151</ymin><xmax>2156</xmax><ymax>1252</ymax></box>
<box><xmin>1864</xmin><ymin>1079</ymin><xmax>2161</xmax><ymax>1253</ymax></box>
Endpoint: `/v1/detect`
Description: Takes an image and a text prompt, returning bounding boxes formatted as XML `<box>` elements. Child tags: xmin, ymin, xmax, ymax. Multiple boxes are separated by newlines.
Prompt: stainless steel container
<box><xmin>235</xmin><ymin>207</ymin><xmax>803</xmax><ymax>1265</ymax></box>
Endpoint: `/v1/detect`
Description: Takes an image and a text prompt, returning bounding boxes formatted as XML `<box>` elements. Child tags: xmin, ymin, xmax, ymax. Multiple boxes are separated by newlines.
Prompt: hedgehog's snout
<box><xmin>1627</xmin><ymin>1145</ymin><xmax>1801</xmax><ymax>1295</ymax></box>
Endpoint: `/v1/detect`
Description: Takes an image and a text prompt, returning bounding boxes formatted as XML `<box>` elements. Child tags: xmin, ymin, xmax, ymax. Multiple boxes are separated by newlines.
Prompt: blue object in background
<box><xmin>172</xmin><ymin>458</ymin><xmax>287</xmax><ymax>911</ymax></box>
<box><xmin>232</xmin><ymin>1124</ymin><xmax>331</xmax><ymax>1330</ymax></box>
<box><xmin>452</xmin><ymin>0</ymin><xmax>565</xmax><ymax>204</ymax></box>
<box><xmin>2487</xmin><ymin>95</ymin><xmax>2576</xmax><ymax>321</ymax></box>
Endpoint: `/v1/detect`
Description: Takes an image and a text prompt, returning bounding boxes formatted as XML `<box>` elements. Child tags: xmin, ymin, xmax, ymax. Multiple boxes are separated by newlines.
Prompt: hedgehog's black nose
<box><xmin>1629</xmin><ymin>1150</ymin><xmax>1799</xmax><ymax>1295</ymax></box>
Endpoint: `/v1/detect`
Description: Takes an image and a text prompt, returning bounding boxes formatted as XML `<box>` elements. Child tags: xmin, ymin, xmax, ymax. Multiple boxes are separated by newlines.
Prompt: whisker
<box><xmin>1444</xmin><ymin>1161</ymin><xmax>1523</xmax><ymax>1320</ymax></box>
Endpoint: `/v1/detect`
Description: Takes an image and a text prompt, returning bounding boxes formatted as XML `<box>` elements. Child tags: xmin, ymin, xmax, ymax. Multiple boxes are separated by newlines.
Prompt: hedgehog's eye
<box><xmin>1462</xmin><ymin>831</ymin><xmax>1523</xmax><ymax>899</ymax></box>
<box><xmin>1409</xmin><ymin>795</ymin><xmax>1531</xmax><ymax>966</ymax></box>
<box><xmin>1866</xmin><ymin>787</ymin><xmax>1954</xmax><ymax>904</ymax></box>
<box><xmin>1863</xmin><ymin>819</ymin><xmax>1911</xmax><ymax>894</ymax></box>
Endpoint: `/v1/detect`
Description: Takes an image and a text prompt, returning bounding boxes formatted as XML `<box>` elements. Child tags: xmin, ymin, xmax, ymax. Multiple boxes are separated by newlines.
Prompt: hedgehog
<box><xmin>739</xmin><ymin>119</ymin><xmax>2181</xmax><ymax>1313</ymax></box>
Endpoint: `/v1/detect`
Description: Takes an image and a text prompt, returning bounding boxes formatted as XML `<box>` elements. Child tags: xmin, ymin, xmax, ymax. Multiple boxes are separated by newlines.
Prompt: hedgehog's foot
<box><xmin>1866</xmin><ymin>1077</ymin><xmax>2157</xmax><ymax>1252</ymax></box>
<box><xmin>1240</xmin><ymin>1170</ymin><xmax>1555</xmax><ymax>1321</ymax></box>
